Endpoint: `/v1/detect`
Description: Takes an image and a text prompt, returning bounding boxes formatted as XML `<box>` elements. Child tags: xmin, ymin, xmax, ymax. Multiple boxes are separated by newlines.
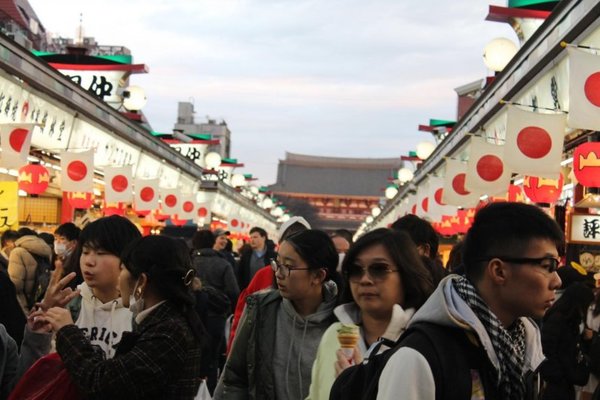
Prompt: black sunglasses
<box><xmin>481</xmin><ymin>256</ymin><xmax>561</xmax><ymax>273</ymax></box>
<box><xmin>344</xmin><ymin>263</ymin><xmax>399</xmax><ymax>283</ymax></box>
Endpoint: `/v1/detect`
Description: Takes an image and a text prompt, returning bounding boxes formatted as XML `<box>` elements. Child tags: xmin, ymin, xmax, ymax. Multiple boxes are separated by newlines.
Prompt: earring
<box><xmin>135</xmin><ymin>288</ymin><xmax>143</xmax><ymax>298</ymax></box>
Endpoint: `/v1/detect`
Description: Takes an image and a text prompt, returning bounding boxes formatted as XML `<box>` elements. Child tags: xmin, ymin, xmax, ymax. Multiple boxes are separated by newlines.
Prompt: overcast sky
<box><xmin>29</xmin><ymin>0</ymin><xmax>517</xmax><ymax>185</ymax></box>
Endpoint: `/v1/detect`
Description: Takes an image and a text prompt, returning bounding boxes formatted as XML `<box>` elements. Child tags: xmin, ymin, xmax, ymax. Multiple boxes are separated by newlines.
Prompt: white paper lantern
<box><xmin>365</xmin><ymin>216</ymin><xmax>374</xmax><ymax>224</ymax></box>
<box><xmin>416</xmin><ymin>141</ymin><xmax>436</xmax><ymax>160</ymax></box>
<box><xmin>385</xmin><ymin>186</ymin><xmax>398</xmax><ymax>199</ymax></box>
<box><xmin>230</xmin><ymin>173</ymin><xmax>246</xmax><ymax>187</ymax></box>
<box><xmin>371</xmin><ymin>206</ymin><xmax>381</xmax><ymax>217</ymax></box>
<box><xmin>205</xmin><ymin>152</ymin><xmax>222</xmax><ymax>170</ymax></box>
<box><xmin>262</xmin><ymin>197</ymin><xmax>274</xmax><ymax>209</ymax></box>
<box><xmin>398</xmin><ymin>167</ymin><xmax>414</xmax><ymax>184</ymax></box>
<box><xmin>483</xmin><ymin>38</ymin><xmax>518</xmax><ymax>72</ymax></box>
<box><xmin>122</xmin><ymin>86</ymin><xmax>147</xmax><ymax>111</ymax></box>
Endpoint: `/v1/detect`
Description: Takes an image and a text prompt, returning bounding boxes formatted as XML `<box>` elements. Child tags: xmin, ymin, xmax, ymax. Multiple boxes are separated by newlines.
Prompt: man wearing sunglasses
<box><xmin>377</xmin><ymin>202</ymin><xmax>563</xmax><ymax>400</ymax></box>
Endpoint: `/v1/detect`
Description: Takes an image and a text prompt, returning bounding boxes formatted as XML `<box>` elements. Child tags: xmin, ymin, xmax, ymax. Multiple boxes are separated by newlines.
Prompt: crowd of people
<box><xmin>0</xmin><ymin>201</ymin><xmax>599</xmax><ymax>399</ymax></box>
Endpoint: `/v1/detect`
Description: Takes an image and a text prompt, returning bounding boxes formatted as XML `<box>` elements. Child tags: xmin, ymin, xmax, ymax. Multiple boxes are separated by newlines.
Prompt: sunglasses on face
<box><xmin>344</xmin><ymin>262</ymin><xmax>399</xmax><ymax>283</ymax></box>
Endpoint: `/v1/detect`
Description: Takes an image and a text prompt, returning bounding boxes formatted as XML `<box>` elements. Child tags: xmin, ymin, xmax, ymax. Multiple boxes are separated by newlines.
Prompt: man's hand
<box><xmin>38</xmin><ymin>265</ymin><xmax>80</xmax><ymax>311</ymax></box>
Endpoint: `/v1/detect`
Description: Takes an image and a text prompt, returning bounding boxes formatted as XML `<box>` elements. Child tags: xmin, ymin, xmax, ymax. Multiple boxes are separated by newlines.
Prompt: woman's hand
<box><xmin>334</xmin><ymin>347</ymin><xmax>363</xmax><ymax>377</ymax></box>
<box><xmin>26</xmin><ymin>308</ymin><xmax>52</xmax><ymax>333</ymax></box>
<box><xmin>40</xmin><ymin>307</ymin><xmax>75</xmax><ymax>332</ymax></box>
<box><xmin>38</xmin><ymin>266</ymin><xmax>80</xmax><ymax>311</ymax></box>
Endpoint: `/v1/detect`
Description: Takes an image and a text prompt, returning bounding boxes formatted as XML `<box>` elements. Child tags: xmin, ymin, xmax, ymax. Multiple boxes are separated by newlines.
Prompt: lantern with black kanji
<box><xmin>18</xmin><ymin>164</ymin><xmax>50</xmax><ymax>195</ymax></box>
<box><xmin>573</xmin><ymin>142</ymin><xmax>600</xmax><ymax>187</ymax></box>
<box><xmin>523</xmin><ymin>173</ymin><xmax>564</xmax><ymax>204</ymax></box>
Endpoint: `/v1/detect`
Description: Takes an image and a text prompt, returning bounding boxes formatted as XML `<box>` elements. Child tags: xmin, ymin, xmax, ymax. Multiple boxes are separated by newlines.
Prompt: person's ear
<box><xmin>136</xmin><ymin>273</ymin><xmax>149</xmax><ymax>298</ymax></box>
<box><xmin>487</xmin><ymin>258</ymin><xmax>509</xmax><ymax>285</ymax></box>
<box><xmin>417</xmin><ymin>244</ymin><xmax>431</xmax><ymax>258</ymax></box>
<box><xmin>312</xmin><ymin>269</ymin><xmax>327</xmax><ymax>286</ymax></box>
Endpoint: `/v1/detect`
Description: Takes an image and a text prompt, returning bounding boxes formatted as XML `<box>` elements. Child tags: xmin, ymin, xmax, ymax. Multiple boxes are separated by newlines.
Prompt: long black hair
<box><xmin>120</xmin><ymin>235</ymin><xmax>204</xmax><ymax>341</ymax></box>
<box><xmin>544</xmin><ymin>282</ymin><xmax>594</xmax><ymax>325</ymax></box>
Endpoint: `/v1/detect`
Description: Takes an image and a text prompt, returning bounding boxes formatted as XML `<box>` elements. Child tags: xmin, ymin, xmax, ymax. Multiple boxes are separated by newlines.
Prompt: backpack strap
<box><xmin>399</xmin><ymin>322</ymin><xmax>493</xmax><ymax>400</ymax></box>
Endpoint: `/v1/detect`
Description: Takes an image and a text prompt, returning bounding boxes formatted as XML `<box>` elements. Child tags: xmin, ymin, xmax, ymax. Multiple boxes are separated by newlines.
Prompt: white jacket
<box><xmin>306</xmin><ymin>302</ymin><xmax>414</xmax><ymax>400</ymax></box>
<box><xmin>73</xmin><ymin>282</ymin><xmax>133</xmax><ymax>358</ymax></box>
<box><xmin>376</xmin><ymin>275</ymin><xmax>545</xmax><ymax>400</ymax></box>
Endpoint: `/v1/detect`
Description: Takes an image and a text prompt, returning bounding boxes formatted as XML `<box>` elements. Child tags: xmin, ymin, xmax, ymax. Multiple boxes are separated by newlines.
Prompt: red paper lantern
<box><xmin>198</xmin><ymin>207</ymin><xmax>208</xmax><ymax>218</ymax></box>
<box><xmin>66</xmin><ymin>191</ymin><xmax>94</xmax><ymax>209</ymax></box>
<box><xmin>573</xmin><ymin>142</ymin><xmax>600</xmax><ymax>187</ymax></box>
<box><xmin>169</xmin><ymin>216</ymin><xmax>188</xmax><ymax>226</ymax></box>
<box><xmin>523</xmin><ymin>173</ymin><xmax>564</xmax><ymax>204</ymax></box>
<box><xmin>18</xmin><ymin>164</ymin><xmax>50</xmax><ymax>194</ymax></box>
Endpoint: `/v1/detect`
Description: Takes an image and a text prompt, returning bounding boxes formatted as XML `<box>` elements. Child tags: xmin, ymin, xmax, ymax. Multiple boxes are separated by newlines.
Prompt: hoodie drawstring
<box><xmin>298</xmin><ymin>317</ymin><xmax>309</xmax><ymax>399</ymax></box>
<box><xmin>285</xmin><ymin>313</ymin><xmax>297</xmax><ymax>399</ymax></box>
<box><xmin>107</xmin><ymin>300</ymin><xmax>118</xmax><ymax>358</ymax></box>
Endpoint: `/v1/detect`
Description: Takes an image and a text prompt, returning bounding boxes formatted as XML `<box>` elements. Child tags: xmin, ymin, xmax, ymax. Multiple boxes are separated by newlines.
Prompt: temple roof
<box><xmin>269</xmin><ymin>152</ymin><xmax>402</xmax><ymax>197</ymax></box>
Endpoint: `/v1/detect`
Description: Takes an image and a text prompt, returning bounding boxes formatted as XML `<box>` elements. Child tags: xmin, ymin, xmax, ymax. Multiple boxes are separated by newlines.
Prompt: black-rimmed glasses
<box><xmin>344</xmin><ymin>263</ymin><xmax>399</xmax><ymax>283</ymax></box>
<box><xmin>270</xmin><ymin>259</ymin><xmax>311</xmax><ymax>277</ymax></box>
<box><xmin>482</xmin><ymin>256</ymin><xmax>561</xmax><ymax>273</ymax></box>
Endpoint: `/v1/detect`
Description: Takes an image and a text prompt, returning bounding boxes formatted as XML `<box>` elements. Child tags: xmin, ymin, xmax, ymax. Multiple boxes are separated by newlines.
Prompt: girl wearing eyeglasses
<box><xmin>307</xmin><ymin>228</ymin><xmax>434</xmax><ymax>400</ymax></box>
<box><xmin>214</xmin><ymin>230</ymin><xmax>340</xmax><ymax>400</ymax></box>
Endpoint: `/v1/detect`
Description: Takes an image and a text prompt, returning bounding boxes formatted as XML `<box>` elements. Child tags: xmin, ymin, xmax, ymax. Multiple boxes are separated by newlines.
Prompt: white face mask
<box><xmin>337</xmin><ymin>253</ymin><xmax>345</xmax><ymax>273</ymax></box>
<box><xmin>54</xmin><ymin>242</ymin><xmax>67</xmax><ymax>256</ymax></box>
<box><xmin>129</xmin><ymin>280</ymin><xmax>145</xmax><ymax>317</ymax></box>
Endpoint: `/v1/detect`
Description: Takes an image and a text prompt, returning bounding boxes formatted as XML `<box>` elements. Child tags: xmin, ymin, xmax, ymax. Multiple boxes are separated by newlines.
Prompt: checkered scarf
<box><xmin>453</xmin><ymin>276</ymin><xmax>526</xmax><ymax>399</ymax></box>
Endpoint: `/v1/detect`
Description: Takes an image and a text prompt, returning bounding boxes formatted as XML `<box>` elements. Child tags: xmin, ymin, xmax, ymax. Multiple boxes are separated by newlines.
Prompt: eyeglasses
<box><xmin>271</xmin><ymin>259</ymin><xmax>311</xmax><ymax>277</ymax></box>
<box><xmin>344</xmin><ymin>263</ymin><xmax>399</xmax><ymax>283</ymax></box>
<box><xmin>483</xmin><ymin>256</ymin><xmax>561</xmax><ymax>273</ymax></box>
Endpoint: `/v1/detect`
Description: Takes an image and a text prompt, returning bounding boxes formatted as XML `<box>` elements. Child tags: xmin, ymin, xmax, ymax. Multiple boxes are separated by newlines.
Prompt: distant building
<box><xmin>174</xmin><ymin>101</ymin><xmax>231</xmax><ymax>159</ymax></box>
<box><xmin>0</xmin><ymin>0</ymin><xmax>46</xmax><ymax>50</ymax></box>
<box><xmin>269</xmin><ymin>152</ymin><xmax>403</xmax><ymax>232</ymax></box>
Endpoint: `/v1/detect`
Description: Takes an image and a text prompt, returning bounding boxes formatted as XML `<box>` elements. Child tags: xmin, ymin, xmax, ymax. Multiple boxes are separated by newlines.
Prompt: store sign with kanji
<box><xmin>569</xmin><ymin>214</ymin><xmax>600</xmax><ymax>244</ymax></box>
<box><xmin>0</xmin><ymin>182</ymin><xmax>19</xmax><ymax>232</ymax></box>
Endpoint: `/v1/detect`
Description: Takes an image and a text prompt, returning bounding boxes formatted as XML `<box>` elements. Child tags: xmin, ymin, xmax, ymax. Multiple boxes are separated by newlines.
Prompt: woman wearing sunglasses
<box><xmin>307</xmin><ymin>228</ymin><xmax>434</xmax><ymax>400</ymax></box>
<box><xmin>214</xmin><ymin>230</ymin><xmax>340</xmax><ymax>400</ymax></box>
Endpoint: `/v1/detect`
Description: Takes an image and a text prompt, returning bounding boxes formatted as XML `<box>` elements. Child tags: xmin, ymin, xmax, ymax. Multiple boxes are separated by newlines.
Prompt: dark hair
<box><xmin>225</xmin><ymin>239</ymin><xmax>233</xmax><ymax>252</ymax></box>
<box><xmin>446</xmin><ymin>241</ymin><xmax>464</xmax><ymax>273</ymax></box>
<box><xmin>120</xmin><ymin>235</ymin><xmax>204</xmax><ymax>340</ymax></box>
<box><xmin>463</xmin><ymin>202</ymin><xmax>565</xmax><ymax>282</ymax></box>
<box><xmin>340</xmin><ymin>228</ymin><xmax>434</xmax><ymax>310</ymax></box>
<box><xmin>55</xmin><ymin>222</ymin><xmax>81</xmax><ymax>241</ymax></box>
<box><xmin>249</xmin><ymin>227</ymin><xmax>267</xmax><ymax>238</ymax></box>
<box><xmin>192</xmin><ymin>230</ymin><xmax>215</xmax><ymax>249</ymax></box>
<box><xmin>284</xmin><ymin>229</ymin><xmax>340</xmax><ymax>285</ymax></box>
<box><xmin>391</xmin><ymin>215</ymin><xmax>439</xmax><ymax>260</ymax></box>
<box><xmin>544</xmin><ymin>282</ymin><xmax>594</xmax><ymax>324</ymax></box>
<box><xmin>280</xmin><ymin>222</ymin><xmax>309</xmax><ymax>243</ymax></box>
<box><xmin>38</xmin><ymin>232</ymin><xmax>54</xmax><ymax>247</ymax></box>
<box><xmin>17</xmin><ymin>227</ymin><xmax>37</xmax><ymax>237</ymax></box>
<box><xmin>593</xmin><ymin>289</ymin><xmax>600</xmax><ymax>317</ymax></box>
<box><xmin>332</xmin><ymin>229</ymin><xmax>353</xmax><ymax>245</ymax></box>
<box><xmin>1</xmin><ymin>230</ymin><xmax>19</xmax><ymax>247</ymax></box>
<box><xmin>77</xmin><ymin>215</ymin><xmax>141</xmax><ymax>257</ymax></box>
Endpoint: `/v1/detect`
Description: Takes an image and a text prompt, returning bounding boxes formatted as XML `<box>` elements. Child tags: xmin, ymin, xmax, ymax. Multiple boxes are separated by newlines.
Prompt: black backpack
<box><xmin>24</xmin><ymin>254</ymin><xmax>52</xmax><ymax>309</ymax></box>
<box><xmin>330</xmin><ymin>322</ymin><xmax>501</xmax><ymax>400</ymax></box>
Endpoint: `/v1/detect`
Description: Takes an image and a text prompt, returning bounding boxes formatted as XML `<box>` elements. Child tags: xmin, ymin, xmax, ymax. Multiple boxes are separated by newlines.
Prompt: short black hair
<box><xmin>55</xmin><ymin>222</ymin><xmax>81</xmax><ymax>241</ymax></box>
<box><xmin>17</xmin><ymin>227</ymin><xmax>37</xmax><ymax>237</ymax></box>
<box><xmin>391</xmin><ymin>215</ymin><xmax>439</xmax><ymax>260</ymax></box>
<box><xmin>192</xmin><ymin>229</ymin><xmax>215</xmax><ymax>249</ymax></box>
<box><xmin>1</xmin><ymin>230</ymin><xmax>19</xmax><ymax>247</ymax></box>
<box><xmin>280</xmin><ymin>222</ymin><xmax>309</xmax><ymax>244</ymax></box>
<box><xmin>250</xmin><ymin>227</ymin><xmax>267</xmax><ymax>238</ymax></box>
<box><xmin>463</xmin><ymin>202</ymin><xmax>565</xmax><ymax>282</ymax></box>
<box><xmin>284</xmin><ymin>230</ymin><xmax>340</xmax><ymax>285</ymax></box>
<box><xmin>78</xmin><ymin>215</ymin><xmax>141</xmax><ymax>257</ymax></box>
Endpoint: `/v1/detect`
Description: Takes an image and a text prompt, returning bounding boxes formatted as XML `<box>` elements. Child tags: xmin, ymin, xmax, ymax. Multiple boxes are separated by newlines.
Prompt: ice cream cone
<box><xmin>337</xmin><ymin>324</ymin><xmax>360</xmax><ymax>361</ymax></box>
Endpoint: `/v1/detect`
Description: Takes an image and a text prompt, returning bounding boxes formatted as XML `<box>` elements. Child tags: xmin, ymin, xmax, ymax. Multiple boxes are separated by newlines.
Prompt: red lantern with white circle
<box><xmin>573</xmin><ymin>142</ymin><xmax>600</xmax><ymax>187</ymax></box>
<box><xmin>66</xmin><ymin>191</ymin><xmax>94</xmax><ymax>209</ymax></box>
<box><xmin>523</xmin><ymin>173</ymin><xmax>564</xmax><ymax>204</ymax></box>
<box><xmin>18</xmin><ymin>164</ymin><xmax>50</xmax><ymax>194</ymax></box>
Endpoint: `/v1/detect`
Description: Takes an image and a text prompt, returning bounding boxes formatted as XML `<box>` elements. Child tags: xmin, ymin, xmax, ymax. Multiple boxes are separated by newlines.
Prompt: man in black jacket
<box><xmin>237</xmin><ymin>227</ymin><xmax>276</xmax><ymax>290</ymax></box>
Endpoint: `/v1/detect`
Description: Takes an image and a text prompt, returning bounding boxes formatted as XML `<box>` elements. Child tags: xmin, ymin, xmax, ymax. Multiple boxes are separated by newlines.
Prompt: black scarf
<box><xmin>453</xmin><ymin>276</ymin><xmax>527</xmax><ymax>399</ymax></box>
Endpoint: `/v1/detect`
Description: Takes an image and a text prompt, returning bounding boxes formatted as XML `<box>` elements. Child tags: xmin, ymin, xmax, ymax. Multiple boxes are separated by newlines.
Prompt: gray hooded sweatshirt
<box><xmin>272</xmin><ymin>282</ymin><xmax>337</xmax><ymax>400</ymax></box>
